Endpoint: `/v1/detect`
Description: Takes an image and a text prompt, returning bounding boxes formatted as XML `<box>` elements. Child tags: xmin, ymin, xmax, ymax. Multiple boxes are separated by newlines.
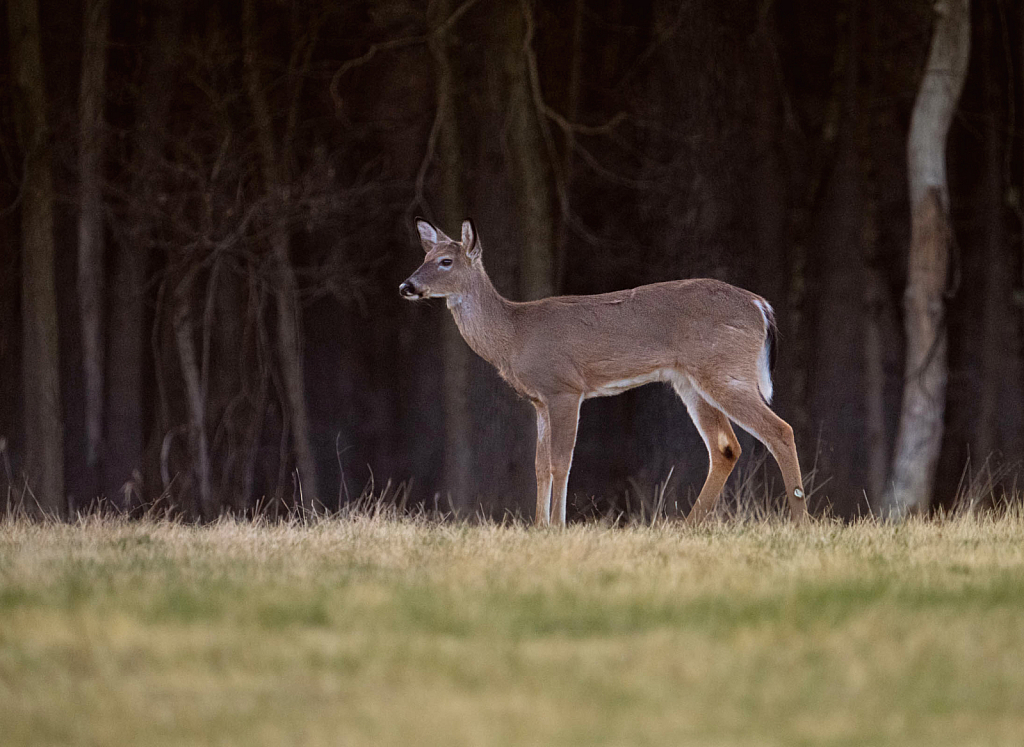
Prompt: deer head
<box><xmin>399</xmin><ymin>218</ymin><xmax>481</xmax><ymax>301</ymax></box>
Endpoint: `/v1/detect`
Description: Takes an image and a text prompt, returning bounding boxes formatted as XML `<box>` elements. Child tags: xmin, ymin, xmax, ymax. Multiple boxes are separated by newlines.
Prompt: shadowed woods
<box><xmin>1</xmin><ymin>0</ymin><xmax>1021</xmax><ymax>521</ymax></box>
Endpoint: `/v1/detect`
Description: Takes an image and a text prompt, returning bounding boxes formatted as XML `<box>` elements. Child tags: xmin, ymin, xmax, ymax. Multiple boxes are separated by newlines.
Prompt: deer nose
<box><xmin>399</xmin><ymin>281</ymin><xmax>418</xmax><ymax>298</ymax></box>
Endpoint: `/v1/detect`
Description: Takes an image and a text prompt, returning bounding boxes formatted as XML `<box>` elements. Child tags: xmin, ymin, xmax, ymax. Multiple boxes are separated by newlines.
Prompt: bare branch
<box><xmin>330</xmin><ymin>0</ymin><xmax>482</xmax><ymax>116</ymax></box>
<box><xmin>614</xmin><ymin>0</ymin><xmax>689</xmax><ymax>91</ymax></box>
<box><xmin>543</xmin><ymin>108</ymin><xmax>628</xmax><ymax>137</ymax></box>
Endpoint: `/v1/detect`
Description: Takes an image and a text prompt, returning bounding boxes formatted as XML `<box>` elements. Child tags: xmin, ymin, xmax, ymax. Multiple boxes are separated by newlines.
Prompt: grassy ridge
<box><xmin>1</xmin><ymin>514</ymin><xmax>1023</xmax><ymax>746</ymax></box>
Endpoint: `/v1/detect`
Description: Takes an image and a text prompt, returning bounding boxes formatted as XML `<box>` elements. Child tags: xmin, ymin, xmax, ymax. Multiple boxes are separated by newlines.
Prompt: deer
<box><xmin>400</xmin><ymin>218</ymin><xmax>808</xmax><ymax>527</ymax></box>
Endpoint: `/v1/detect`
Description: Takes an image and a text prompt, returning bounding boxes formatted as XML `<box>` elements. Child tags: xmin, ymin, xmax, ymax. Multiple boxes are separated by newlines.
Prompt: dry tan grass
<box><xmin>1</xmin><ymin>512</ymin><xmax>1023</xmax><ymax>745</ymax></box>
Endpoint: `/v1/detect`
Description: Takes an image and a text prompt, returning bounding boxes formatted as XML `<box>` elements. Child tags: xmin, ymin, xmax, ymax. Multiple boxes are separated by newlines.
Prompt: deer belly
<box><xmin>585</xmin><ymin>368</ymin><xmax>675</xmax><ymax>399</ymax></box>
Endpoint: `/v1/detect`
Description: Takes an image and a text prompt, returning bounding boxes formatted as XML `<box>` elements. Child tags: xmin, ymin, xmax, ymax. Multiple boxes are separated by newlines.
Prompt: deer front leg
<box><xmin>546</xmin><ymin>394</ymin><xmax>582</xmax><ymax>528</ymax></box>
<box><xmin>533</xmin><ymin>402</ymin><xmax>553</xmax><ymax>526</ymax></box>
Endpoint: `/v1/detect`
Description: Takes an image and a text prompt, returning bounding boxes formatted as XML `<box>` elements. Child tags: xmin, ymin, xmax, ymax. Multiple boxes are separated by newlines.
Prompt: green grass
<box><xmin>2</xmin><ymin>513</ymin><xmax>1023</xmax><ymax>746</ymax></box>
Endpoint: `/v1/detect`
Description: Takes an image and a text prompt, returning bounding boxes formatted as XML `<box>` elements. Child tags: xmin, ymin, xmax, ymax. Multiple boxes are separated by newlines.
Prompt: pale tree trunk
<box><xmin>77</xmin><ymin>0</ymin><xmax>110</xmax><ymax>494</ymax></box>
<box><xmin>8</xmin><ymin>0</ymin><xmax>65</xmax><ymax>516</ymax></box>
<box><xmin>881</xmin><ymin>0</ymin><xmax>970</xmax><ymax>518</ymax></box>
<box><xmin>242</xmin><ymin>0</ymin><xmax>319</xmax><ymax>512</ymax></box>
<box><xmin>428</xmin><ymin>0</ymin><xmax>473</xmax><ymax>510</ymax></box>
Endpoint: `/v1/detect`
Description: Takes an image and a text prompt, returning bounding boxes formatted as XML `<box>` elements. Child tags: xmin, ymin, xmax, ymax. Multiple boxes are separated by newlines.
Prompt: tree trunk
<box><xmin>977</xmin><ymin>1</ymin><xmax>1018</xmax><ymax>466</ymax></box>
<box><xmin>77</xmin><ymin>0</ymin><xmax>110</xmax><ymax>495</ymax></box>
<box><xmin>882</xmin><ymin>0</ymin><xmax>970</xmax><ymax>518</ymax></box>
<box><xmin>105</xmin><ymin>0</ymin><xmax>180</xmax><ymax>506</ymax></box>
<box><xmin>509</xmin><ymin>0</ymin><xmax>555</xmax><ymax>301</ymax></box>
<box><xmin>171</xmin><ymin>271</ymin><xmax>213</xmax><ymax>520</ymax></box>
<box><xmin>552</xmin><ymin>0</ymin><xmax>584</xmax><ymax>292</ymax></box>
<box><xmin>269</xmin><ymin>227</ymin><xmax>319</xmax><ymax>511</ymax></box>
<box><xmin>751</xmin><ymin>2</ymin><xmax>787</xmax><ymax>307</ymax></box>
<box><xmin>862</xmin><ymin>244</ymin><xmax>890</xmax><ymax>501</ymax></box>
<box><xmin>861</xmin><ymin>0</ymin><xmax>892</xmax><ymax>502</ymax></box>
<box><xmin>429</xmin><ymin>0</ymin><xmax>473</xmax><ymax>511</ymax></box>
<box><xmin>8</xmin><ymin>0</ymin><xmax>65</xmax><ymax>516</ymax></box>
<box><xmin>242</xmin><ymin>0</ymin><xmax>319</xmax><ymax>512</ymax></box>
<box><xmin>810</xmin><ymin>0</ymin><xmax>867</xmax><ymax>510</ymax></box>
<box><xmin>105</xmin><ymin>242</ymin><xmax>146</xmax><ymax>504</ymax></box>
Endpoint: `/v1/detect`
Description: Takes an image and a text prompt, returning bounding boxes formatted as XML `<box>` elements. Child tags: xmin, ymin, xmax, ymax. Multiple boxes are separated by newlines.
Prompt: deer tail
<box><xmin>753</xmin><ymin>298</ymin><xmax>776</xmax><ymax>405</ymax></box>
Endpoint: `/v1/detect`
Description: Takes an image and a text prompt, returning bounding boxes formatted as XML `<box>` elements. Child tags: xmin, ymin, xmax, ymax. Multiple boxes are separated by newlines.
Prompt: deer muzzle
<box><xmin>399</xmin><ymin>280</ymin><xmax>421</xmax><ymax>299</ymax></box>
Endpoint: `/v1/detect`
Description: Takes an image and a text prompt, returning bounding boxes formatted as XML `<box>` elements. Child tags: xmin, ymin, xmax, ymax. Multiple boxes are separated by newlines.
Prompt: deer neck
<box><xmin>446</xmin><ymin>265</ymin><xmax>514</xmax><ymax>369</ymax></box>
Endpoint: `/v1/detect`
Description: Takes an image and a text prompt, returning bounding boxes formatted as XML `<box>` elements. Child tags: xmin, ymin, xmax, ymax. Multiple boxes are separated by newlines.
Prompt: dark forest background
<box><xmin>1</xmin><ymin>0</ymin><xmax>1020</xmax><ymax>521</ymax></box>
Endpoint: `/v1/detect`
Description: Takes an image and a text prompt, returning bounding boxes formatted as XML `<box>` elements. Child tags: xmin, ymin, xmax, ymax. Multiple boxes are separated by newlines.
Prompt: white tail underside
<box><xmin>753</xmin><ymin>298</ymin><xmax>774</xmax><ymax>405</ymax></box>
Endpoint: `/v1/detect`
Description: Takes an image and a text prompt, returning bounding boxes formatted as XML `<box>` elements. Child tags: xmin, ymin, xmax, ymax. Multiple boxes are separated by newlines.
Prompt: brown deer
<box><xmin>400</xmin><ymin>218</ymin><xmax>808</xmax><ymax>527</ymax></box>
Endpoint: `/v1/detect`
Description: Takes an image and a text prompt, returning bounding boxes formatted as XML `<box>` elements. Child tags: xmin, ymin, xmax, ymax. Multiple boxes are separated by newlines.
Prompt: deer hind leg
<box><xmin>672</xmin><ymin>378</ymin><xmax>741</xmax><ymax>524</ymax></box>
<box><xmin>533</xmin><ymin>401</ymin><xmax>553</xmax><ymax>526</ymax></box>
<box><xmin>545</xmin><ymin>394</ymin><xmax>582</xmax><ymax>528</ymax></box>
<box><xmin>695</xmin><ymin>378</ymin><xmax>808</xmax><ymax>524</ymax></box>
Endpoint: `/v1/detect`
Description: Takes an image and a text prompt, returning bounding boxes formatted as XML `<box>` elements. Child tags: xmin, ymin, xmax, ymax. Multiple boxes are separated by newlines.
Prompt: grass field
<box><xmin>1</xmin><ymin>512</ymin><xmax>1023</xmax><ymax>746</ymax></box>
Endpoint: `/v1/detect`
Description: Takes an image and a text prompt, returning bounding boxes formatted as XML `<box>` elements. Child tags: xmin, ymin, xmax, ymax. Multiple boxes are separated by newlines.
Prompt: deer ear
<box><xmin>462</xmin><ymin>219</ymin><xmax>481</xmax><ymax>260</ymax></box>
<box><xmin>415</xmin><ymin>217</ymin><xmax>439</xmax><ymax>252</ymax></box>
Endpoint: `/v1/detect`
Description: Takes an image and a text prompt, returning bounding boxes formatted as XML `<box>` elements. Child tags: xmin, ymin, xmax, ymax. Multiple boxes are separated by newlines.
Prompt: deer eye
<box><xmin>438</xmin><ymin>258</ymin><xmax>454</xmax><ymax>269</ymax></box>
